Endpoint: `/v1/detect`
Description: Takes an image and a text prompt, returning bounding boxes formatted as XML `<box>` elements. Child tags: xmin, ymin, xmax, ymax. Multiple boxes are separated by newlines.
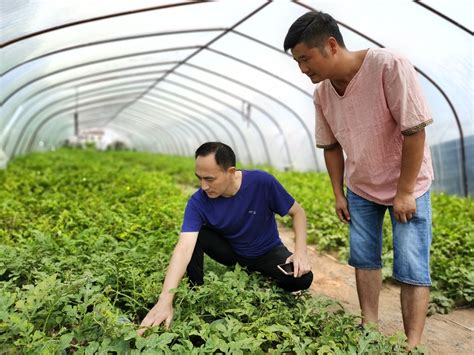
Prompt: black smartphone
<box><xmin>277</xmin><ymin>262</ymin><xmax>294</xmax><ymax>275</ymax></box>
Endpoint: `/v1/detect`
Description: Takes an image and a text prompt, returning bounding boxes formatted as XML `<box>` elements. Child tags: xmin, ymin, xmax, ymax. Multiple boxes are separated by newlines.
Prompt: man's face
<box><xmin>291</xmin><ymin>42</ymin><xmax>333</xmax><ymax>84</ymax></box>
<box><xmin>195</xmin><ymin>154</ymin><xmax>234</xmax><ymax>198</ymax></box>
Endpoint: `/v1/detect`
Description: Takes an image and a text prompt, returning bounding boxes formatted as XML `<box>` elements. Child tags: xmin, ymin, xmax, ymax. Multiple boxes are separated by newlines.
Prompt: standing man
<box><xmin>284</xmin><ymin>11</ymin><xmax>434</xmax><ymax>350</ymax></box>
<box><xmin>138</xmin><ymin>142</ymin><xmax>313</xmax><ymax>335</ymax></box>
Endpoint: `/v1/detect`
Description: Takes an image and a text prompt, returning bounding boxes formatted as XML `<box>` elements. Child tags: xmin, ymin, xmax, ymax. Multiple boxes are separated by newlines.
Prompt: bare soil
<box><xmin>279</xmin><ymin>226</ymin><xmax>474</xmax><ymax>354</ymax></box>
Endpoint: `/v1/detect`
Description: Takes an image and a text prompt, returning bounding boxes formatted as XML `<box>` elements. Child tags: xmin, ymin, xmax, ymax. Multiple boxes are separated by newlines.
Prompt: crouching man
<box><xmin>138</xmin><ymin>142</ymin><xmax>313</xmax><ymax>334</ymax></box>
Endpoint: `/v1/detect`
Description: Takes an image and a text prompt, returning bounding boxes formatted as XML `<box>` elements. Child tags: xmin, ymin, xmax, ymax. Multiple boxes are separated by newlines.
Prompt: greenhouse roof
<box><xmin>1</xmin><ymin>0</ymin><xmax>473</xmax><ymax>195</ymax></box>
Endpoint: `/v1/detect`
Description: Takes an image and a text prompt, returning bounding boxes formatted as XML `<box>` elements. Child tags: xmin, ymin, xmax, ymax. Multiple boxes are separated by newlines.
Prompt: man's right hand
<box><xmin>335</xmin><ymin>194</ymin><xmax>350</xmax><ymax>224</ymax></box>
<box><xmin>137</xmin><ymin>300</ymin><xmax>174</xmax><ymax>336</ymax></box>
<box><xmin>136</xmin><ymin>232</ymin><xmax>198</xmax><ymax>336</ymax></box>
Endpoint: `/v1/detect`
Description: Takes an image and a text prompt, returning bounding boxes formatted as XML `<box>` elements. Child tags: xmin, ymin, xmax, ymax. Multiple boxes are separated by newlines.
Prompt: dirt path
<box><xmin>279</xmin><ymin>227</ymin><xmax>474</xmax><ymax>354</ymax></box>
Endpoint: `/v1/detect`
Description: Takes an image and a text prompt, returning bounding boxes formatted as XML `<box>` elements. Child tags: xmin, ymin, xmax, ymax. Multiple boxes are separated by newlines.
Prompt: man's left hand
<box><xmin>286</xmin><ymin>252</ymin><xmax>311</xmax><ymax>278</ymax></box>
<box><xmin>393</xmin><ymin>191</ymin><xmax>416</xmax><ymax>223</ymax></box>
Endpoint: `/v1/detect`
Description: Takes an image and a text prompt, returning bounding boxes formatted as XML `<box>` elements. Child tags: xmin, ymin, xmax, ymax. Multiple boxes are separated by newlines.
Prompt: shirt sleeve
<box><xmin>266</xmin><ymin>174</ymin><xmax>295</xmax><ymax>216</ymax></box>
<box><xmin>181</xmin><ymin>196</ymin><xmax>203</xmax><ymax>233</ymax></box>
<box><xmin>383</xmin><ymin>55</ymin><xmax>433</xmax><ymax>135</ymax></box>
<box><xmin>314</xmin><ymin>90</ymin><xmax>338</xmax><ymax>148</ymax></box>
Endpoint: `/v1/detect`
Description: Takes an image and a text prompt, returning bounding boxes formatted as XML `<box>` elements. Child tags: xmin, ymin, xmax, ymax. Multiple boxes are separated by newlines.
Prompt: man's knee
<box><xmin>279</xmin><ymin>271</ymin><xmax>313</xmax><ymax>292</ymax></box>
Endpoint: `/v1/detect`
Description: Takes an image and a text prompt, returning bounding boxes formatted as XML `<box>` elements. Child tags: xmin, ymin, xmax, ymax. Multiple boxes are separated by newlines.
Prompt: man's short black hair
<box><xmin>195</xmin><ymin>142</ymin><xmax>236</xmax><ymax>170</ymax></box>
<box><xmin>284</xmin><ymin>11</ymin><xmax>345</xmax><ymax>52</ymax></box>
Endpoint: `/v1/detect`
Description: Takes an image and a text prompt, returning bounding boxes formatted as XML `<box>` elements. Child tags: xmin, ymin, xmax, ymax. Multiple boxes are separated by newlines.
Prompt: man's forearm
<box><xmin>324</xmin><ymin>144</ymin><xmax>345</xmax><ymax>198</ymax></box>
<box><xmin>292</xmin><ymin>206</ymin><xmax>308</xmax><ymax>253</ymax></box>
<box><xmin>397</xmin><ymin>130</ymin><xmax>425</xmax><ymax>194</ymax></box>
<box><xmin>159</xmin><ymin>239</ymin><xmax>196</xmax><ymax>304</ymax></box>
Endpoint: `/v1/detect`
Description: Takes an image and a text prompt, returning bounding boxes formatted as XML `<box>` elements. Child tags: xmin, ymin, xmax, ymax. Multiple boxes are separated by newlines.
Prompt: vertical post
<box><xmin>74</xmin><ymin>86</ymin><xmax>79</xmax><ymax>136</ymax></box>
<box><xmin>74</xmin><ymin>112</ymin><xmax>79</xmax><ymax>136</ymax></box>
<box><xmin>0</xmin><ymin>147</ymin><xmax>8</xmax><ymax>169</ymax></box>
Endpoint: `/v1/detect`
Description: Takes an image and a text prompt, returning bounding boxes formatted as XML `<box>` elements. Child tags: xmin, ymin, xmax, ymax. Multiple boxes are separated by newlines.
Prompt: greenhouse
<box><xmin>1</xmin><ymin>1</ymin><xmax>473</xmax><ymax>353</ymax></box>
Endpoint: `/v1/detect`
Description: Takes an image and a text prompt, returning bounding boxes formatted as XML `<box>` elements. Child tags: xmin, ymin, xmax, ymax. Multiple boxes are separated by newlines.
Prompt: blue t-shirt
<box><xmin>181</xmin><ymin>170</ymin><xmax>295</xmax><ymax>257</ymax></box>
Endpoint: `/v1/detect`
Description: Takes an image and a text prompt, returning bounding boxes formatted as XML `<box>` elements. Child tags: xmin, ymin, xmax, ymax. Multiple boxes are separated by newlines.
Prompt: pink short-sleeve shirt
<box><xmin>314</xmin><ymin>48</ymin><xmax>434</xmax><ymax>205</ymax></box>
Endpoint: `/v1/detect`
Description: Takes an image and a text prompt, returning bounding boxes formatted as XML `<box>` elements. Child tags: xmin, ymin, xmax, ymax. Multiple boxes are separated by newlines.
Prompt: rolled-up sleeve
<box><xmin>383</xmin><ymin>56</ymin><xmax>433</xmax><ymax>136</ymax></box>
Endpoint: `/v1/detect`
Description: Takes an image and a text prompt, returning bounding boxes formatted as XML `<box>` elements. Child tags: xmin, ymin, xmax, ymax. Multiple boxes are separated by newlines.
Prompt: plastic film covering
<box><xmin>0</xmin><ymin>0</ymin><xmax>472</xmax><ymax>196</ymax></box>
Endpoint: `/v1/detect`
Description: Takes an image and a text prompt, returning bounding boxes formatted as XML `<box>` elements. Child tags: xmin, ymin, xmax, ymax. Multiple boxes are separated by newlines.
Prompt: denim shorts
<box><xmin>347</xmin><ymin>188</ymin><xmax>432</xmax><ymax>286</ymax></box>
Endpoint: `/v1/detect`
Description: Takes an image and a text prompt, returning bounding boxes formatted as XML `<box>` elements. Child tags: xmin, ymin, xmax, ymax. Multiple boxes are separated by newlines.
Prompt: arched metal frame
<box><xmin>12</xmin><ymin>67</ymin><xmax>257</xmax><ymax>164</ymax></box>
<box><xmin>134</xmin><ymin>97</ymin><xmax>243</xmax><ymax>157</ymax></box>
<box><xmin>129</xmin><ymin>103</ymin><xmax>213</xmax><ymax>143</ymax></box>
<box><xmin>140</xmin><ymin>91</ymin><xmax>252</xmax><ymax>163</ymax></box>
<box><xmin>45</xmin><ymin>110</ymin><xmax>152</xmax><ymax>153</ymax></box>
<box><xmin>20</xmin><ymin>76</ymin><xmax>243</xmax><ymax>160</ymax></box>
<box><xmin>2</xmin><ymin>37</ymin><xmax>312</xmax><ymax>168</ymax></box>
<box><xmin>7</xmin><ymin>53</ymin><xmax>311</xmax><ymax>167</ymax></box>
<box><xmin>0</xmin><ymin>2</ymin><xmax>203</xmax><ymax>48</ymax></box>
<box><xmin>37</xmin><ymin>92</ymin><xmax>199</xmax><ymax>152</ymax></box>
<box><xmin>4</xmin><ymin>79</ymin><xmax>155</xmax><ymax>149</ymax></box>
<box><xmin>25</xmin><ymin>98</ymin><xmax>187</xmax><ymax>155</ymax></box>
<box><xmin>1</xmin><ymin>0</ymin><xmax>469</xmax><ymax>195</ymax></box>
<box><xmin>165</xmin><ymin>72</ymin><xmax>293</xmax><ymax>168</ymax></box>
<box><xmin>46</xmin><ymin>122</ymin><xmax>152</xmax><ymax>152</ymax></box>
<box><xmin>10</xmin><ymin>59</ymin><xmax>269</xmax><ymax>165</ymax></box>
<box><xmin>37</xmin><ymin>105</ymin><xmax>182</xmax><ymax>155</ymax></box>
<box><xmin>413</xmin><ymin>0</ymin><xmax>473</xmax><ymax>35</ymax></box>
<box><xmin>3</xmin><ymin>2</ymin><xmax>319</xmax><ymax>170</ymax></box>
<box><xmin>4</xmin><ymin>52</ymin><xmax>259</xmax><ymax>162</ymax></box>
<box><xmin>115</xmin><ymin>110</ymin><xmax>195</xmax><ymax>156</ymax></box>
<box><xmin>153</xmin><ymin>79</ymin><xmax>273</xmax><ymax>165</ymax></box>
<box><xmin>124</xmin><ymin>107</ymin><xmax>207</xmax><ymax>152</ymax></box>
<box><xmin>10</xmin><ymin>84</ymin><xmax>153</xmax><ymax>155</ymax></box>
<box><xmin>25</xmin><ymin>96</ymin><xmax>144</xmax><ymax>152</ymax></box>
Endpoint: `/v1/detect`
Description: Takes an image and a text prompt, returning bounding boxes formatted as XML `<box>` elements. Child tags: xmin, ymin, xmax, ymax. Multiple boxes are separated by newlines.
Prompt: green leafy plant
<box><xmin>0</xmin><ymin>148</ymin><xmax>467</xmax><ymax>351</ymax></box>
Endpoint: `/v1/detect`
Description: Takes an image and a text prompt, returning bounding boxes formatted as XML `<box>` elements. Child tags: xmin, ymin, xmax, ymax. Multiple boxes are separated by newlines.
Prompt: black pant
<box><xmin>186</xmin><ymin>227</ymin><xmax>313</xmax><ymax>292</ymax></box>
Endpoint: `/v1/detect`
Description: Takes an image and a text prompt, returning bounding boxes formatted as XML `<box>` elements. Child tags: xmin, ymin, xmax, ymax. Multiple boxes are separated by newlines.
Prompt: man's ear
<box><xmin>227</xmin><ymin>166</ymin><xmax>236</xmax><ymax>175</ymax></box>
<box><xmin>327</xmin><ymin>37</ymin><xmax>338</xmax><ymax>55</ymax></box>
